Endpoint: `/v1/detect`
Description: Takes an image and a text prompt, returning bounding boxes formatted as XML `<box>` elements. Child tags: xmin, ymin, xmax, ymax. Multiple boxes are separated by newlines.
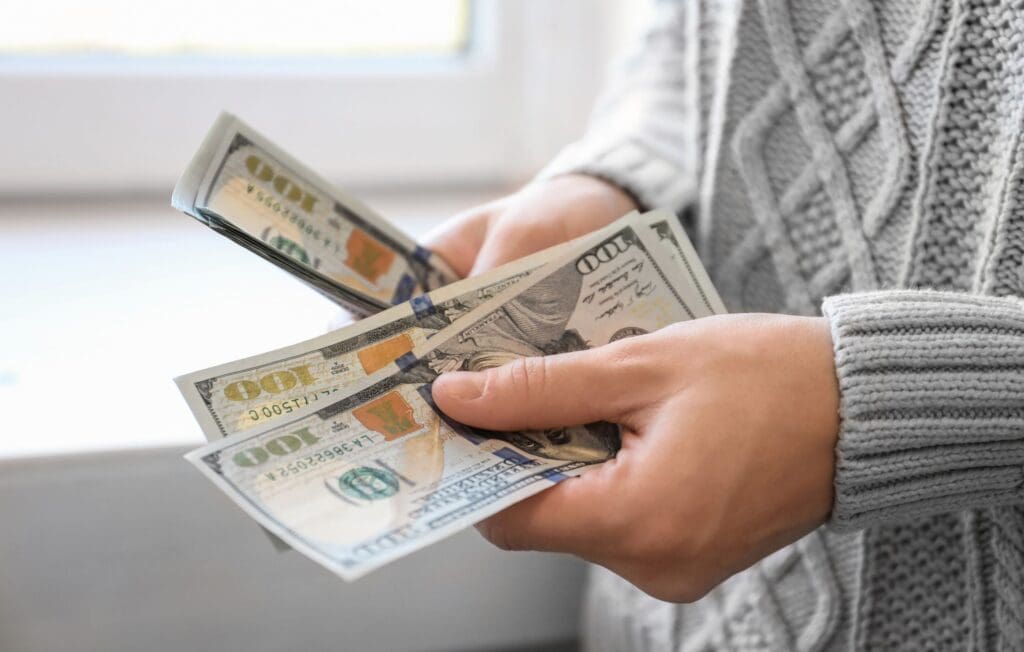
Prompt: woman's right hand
<box><xmin>424</xmin><ymin>174</ymin><xmax>639</xmax><ymax>278</ymax></box>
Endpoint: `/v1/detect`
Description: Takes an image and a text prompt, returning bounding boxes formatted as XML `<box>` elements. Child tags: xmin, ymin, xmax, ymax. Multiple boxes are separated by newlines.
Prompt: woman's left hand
<box><xmin>431</xmin><ymin>313</ymin><xmax>841</xmax><ymax>603</ymax></box>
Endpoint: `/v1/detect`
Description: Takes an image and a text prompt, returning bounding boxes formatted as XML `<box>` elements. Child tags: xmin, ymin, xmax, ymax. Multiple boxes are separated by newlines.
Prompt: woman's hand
<box><xmin>431</xmin><ymin>313</ymin><xmax>840</xmax><ymax>603</ymax></box>
<box><xmin>424</xmin><ymin>174</ymin><xmax>638</xmax><ymax>277</ymax></box>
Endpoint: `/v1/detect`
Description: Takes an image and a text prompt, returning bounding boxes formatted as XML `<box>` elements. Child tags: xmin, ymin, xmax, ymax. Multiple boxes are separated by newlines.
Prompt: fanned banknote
<box><xmin>170</xmin><ymin>212</ymin><xmax>726</xmax><ymax>442</ymax></box>
<box><xmin>173</xmin><ymin>231</ymin><xmax>601</xmax><ymax>441</ymax></box>
<box><xmin>172</xmin><ymin>113</ymin><xmax>459</xmax><ymax>315</ymax></box>
<box><xmin>640</xmin><ymin>210</ymin><xmax>726</xmax><ymax>315</ymax></box>
<box><xmin>185</xmin><ymin>216</ymin><xmax>720</xmax><ymax>580</ymax></box>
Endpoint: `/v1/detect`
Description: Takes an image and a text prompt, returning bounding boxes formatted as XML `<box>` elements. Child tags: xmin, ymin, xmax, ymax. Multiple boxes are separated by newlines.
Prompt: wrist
<box><xmin>807</xmin><ymin>316</ymin><xmax>841</xmax><ymax>521</ymax></box>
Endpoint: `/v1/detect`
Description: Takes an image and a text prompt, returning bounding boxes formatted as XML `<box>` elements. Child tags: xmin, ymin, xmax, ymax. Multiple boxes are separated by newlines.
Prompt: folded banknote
<box><xmin>172</xmin><ymin>113</ymin><xmax>459</xmax><ymax>315</ymax></box>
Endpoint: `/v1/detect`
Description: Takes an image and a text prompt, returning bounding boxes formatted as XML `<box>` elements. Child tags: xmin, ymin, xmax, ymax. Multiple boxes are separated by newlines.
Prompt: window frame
<box><xmin>0</xmin><ymin>0</ymin><xmax>614</xmax><ymax>195</ymax></box>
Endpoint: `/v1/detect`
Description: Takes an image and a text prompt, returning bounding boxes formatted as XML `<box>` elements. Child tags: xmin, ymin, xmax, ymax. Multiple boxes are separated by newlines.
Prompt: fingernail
<box><xmin>435</xmin><ymin>372</ymin><xmax>484</xmax><ymax>401</ymax></box>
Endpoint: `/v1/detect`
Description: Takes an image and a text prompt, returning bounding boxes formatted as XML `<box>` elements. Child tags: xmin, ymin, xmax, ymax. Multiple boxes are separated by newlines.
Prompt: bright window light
<box><xmin>0</xmin><ymin>0</ymin><xmax>470</xmax><ymax>58</ymax></box>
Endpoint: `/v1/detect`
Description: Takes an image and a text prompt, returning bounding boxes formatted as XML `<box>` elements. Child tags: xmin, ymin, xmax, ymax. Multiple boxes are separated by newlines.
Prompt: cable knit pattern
<box><xmin>542</xmin><ymin>0</ymin><xmax>1024</xmax><ymax>650</ymax></box>
<box><xmin>535</xmin><ymin>0</ymin><xmax>705</xmax><ymax>212</ymax></box>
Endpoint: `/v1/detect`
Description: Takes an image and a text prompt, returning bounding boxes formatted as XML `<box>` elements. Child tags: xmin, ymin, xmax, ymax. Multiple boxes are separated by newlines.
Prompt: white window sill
<box><xmin>0</xmin><ymin>189</ymin><xmax>501</xmax><ymax>459</ymax></box>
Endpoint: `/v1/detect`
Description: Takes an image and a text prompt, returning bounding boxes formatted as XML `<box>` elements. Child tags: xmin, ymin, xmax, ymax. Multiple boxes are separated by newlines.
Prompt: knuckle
<box><xmin>504</xmin><ymin>356</ymin><xmax>549</xmax><ymax>402</ymax></box>
<box><xmin>606</xmin><ymin>335</ymin><xmax>658</xmax><ymax>380</ymax></box>
<box><xmin>606</xmin><ymin>562</ymin><xmax>711</xmax><ymax>604</ymax></box>
<box><xmin>604</xmin><ymin>339</ymin><xmax>637</xmax><ymax>369</ymax></box>
<box><xmin>476</xmin><ymin>518</ymin><xmax>521</xmax><ymax>552</ymax></box>
<box><xmin>654</xmin><ymin>578</ymin><xmax>713</xmax><ymax>604</ymax></box>
<box><xmin>623</xmin><ymin>562</ymin><xmax>712</xmax><ymax>604</ymax></box>
<box><xmin>598</xmin><ymin>338</ymin><xmax>666</xmax><ymax>413</ymax></box>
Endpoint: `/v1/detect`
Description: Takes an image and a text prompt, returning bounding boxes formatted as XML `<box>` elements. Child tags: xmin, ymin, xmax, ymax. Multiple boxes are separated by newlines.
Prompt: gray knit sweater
<box><xmin>538</xmin><ymin>1</ymin><xmax>1024</xmax><ymax>649</ymax></box>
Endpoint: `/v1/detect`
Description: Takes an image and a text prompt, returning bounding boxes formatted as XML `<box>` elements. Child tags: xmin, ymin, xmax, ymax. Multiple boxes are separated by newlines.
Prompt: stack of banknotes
<box><xmin>173</xmin><ymin>113</ymin><xmax>725</xmax><ymax>581</ymax></box>
<box><xmin>172</xmin><ymin>113</ymin><xmax>460</xmax><ymax>315</ymax></box>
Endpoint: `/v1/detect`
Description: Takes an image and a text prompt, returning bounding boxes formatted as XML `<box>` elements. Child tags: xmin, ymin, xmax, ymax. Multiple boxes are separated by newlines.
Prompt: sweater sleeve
<box><xmin>534</xmin><ymin>0</ymin><xmax>699</xmax><ymax>212</ymax></box>
<box><xmin>822</xmin><ymin>290</ymin><xmax>1024</xmax><ymax>531</ymax></box>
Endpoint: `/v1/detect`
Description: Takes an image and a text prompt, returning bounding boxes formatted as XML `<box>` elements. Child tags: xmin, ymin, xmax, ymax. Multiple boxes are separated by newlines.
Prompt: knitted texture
<box><xmin>542</xmin><ymin>0</ymin><xmax>1024</xmax><ymax>650</ymax></box>
<box><xmin>823</xmin><ymin>291</ymin><xmax>1024</xmax><ymax>529</ymax></box>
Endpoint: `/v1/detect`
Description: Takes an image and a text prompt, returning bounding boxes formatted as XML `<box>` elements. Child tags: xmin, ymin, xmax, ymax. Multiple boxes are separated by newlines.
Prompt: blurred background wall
<box><xmin>0</xmin><ymin>1</ymin><xmax>646</xmax><ymax>650</ymax></box>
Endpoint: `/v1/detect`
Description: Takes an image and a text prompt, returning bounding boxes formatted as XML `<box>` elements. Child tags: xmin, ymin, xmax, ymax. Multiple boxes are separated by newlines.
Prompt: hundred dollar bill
<box><xmin>172</xmin><ymin>211</ymin><xmax>718</xmax><ymax>442</ymax></box>
<box><xmin>178</xmin><ymin>213</ymin><xmax>636</xmax><ymax>552</ymax></box>
<box><xmin>172</xmin><ymin>113</ymin><xmax>458</xmax><ymax>315</ymax></box>
<box><xmin>185</xmin><ymin>218</ymin><xmax>717</xmax><ymax>580</ymax></box>
<box><xmin>174</xmin><ymin>233</ymin><xmax>593</xmax><ymax>441</ymax></box>
<box><xmin>640</xmin><ymin>210</ymin><xmax>727</xmax><ymax>315</ymax></box>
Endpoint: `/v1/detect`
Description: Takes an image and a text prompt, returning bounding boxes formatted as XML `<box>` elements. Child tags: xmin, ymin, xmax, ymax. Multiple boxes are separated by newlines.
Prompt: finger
<box><xmin>469</xmin><ymin>218</ymin><xmax>566</xmax><ymax>275</ymax></box>
<box><xmin>476</xmin><ymin>469</ymin><xmax>611</xmax><ymax>554</ymax></box>
<box><xmin>421</xmin><ymin>206</ymin><xmax>493</xmax><ymax>278</ymax></box>
<box><xmin>469</xmin><ymin>175</ymin><xmax>637</xmax><ymax>274</ymax></box>
<box><xmin>432</xmin><ymin>344</ymin><xmax>659</xmax><ymax>431</ymax></box>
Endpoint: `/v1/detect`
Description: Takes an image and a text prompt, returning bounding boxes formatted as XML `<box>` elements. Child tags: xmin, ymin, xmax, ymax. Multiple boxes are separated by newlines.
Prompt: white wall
<box><xmin>0</xmin><ymin>0</ymin><xmax>648</xmax><ymax>197</ymax></box>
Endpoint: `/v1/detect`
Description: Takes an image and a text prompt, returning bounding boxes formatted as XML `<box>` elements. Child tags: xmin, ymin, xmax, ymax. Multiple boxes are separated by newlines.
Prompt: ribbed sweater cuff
<box><xmin>822</xmin><ymin>291</ymin><xmax>1024</xmax><ymax>531</ymax></box>
<box><xmin>534</xmin><ymin>137</ymin><xmax>695</xmax><ymax>213</ymax></box>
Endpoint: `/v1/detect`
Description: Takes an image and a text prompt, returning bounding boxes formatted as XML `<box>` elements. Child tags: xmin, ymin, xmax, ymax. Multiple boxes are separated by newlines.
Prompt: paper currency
<box><xmin>640</xmin><ymin>211</ymin><xmax>726</xmax><ymax>315</ymax></box>
<box><xmin>172</xmin><ymin>211</ymin><xmax>716</xmax><ymax>443</ymax></box>
<box><xmin>185</xmin><ymin>216</ymin><xmax>719</xmax><ymax>580</ymax></box>
<box><xmin>174</xmin><ymin>234</ymin><xmax>592</xmax><ymax>441</ymax></box>
<box><xmin>172</xmin><ymin>113</ymin><xmax>459</xmax><ymax>315</ymax></box>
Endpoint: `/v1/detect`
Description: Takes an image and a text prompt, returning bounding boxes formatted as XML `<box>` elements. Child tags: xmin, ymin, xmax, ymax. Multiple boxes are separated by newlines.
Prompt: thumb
<box><xmin>431</xmin><ymin>345</ymin><xmax>654</xmax><ymax>431</ymax></box>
